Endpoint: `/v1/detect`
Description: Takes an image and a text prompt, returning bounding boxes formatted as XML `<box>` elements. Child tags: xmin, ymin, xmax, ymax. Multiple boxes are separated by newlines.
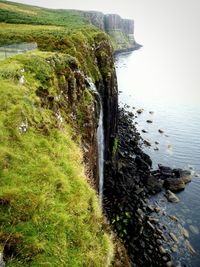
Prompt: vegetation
<box><xmin>108</xmin><ymin>30</ymin><xmax>133</xmax><ymax>50</ymax></box>
<box><xmin>0</xmin><ymin>0</ymin><xmax>89</xmax><ymax>28</ymax></box>
<box><xmin>0</xmin><ymin>1</ymin><xmax>119</xmax><ymax>266</ymax></box>
<box><xmin>0</xmin><ymin>51</ymin><xmax>114</xmax><ymax>266</ymax></box>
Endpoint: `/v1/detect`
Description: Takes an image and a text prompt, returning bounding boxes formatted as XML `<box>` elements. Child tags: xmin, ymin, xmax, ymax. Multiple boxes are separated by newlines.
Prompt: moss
<box><xmin>112</xmin><ymin>138</ymin><xmax>118</xmax><ymax>159</ymax></box>
<box><xmin>0</xmin><ymin>52</ymin><xmax>114</xmax><ymax>266</ymax></box>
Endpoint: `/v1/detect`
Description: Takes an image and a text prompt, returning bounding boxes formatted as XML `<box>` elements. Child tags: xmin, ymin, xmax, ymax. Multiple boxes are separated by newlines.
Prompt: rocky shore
<box><xmin>104</xmin><ymin>107</ymin><xmax>195</xmax><ymax>267</ymax></box>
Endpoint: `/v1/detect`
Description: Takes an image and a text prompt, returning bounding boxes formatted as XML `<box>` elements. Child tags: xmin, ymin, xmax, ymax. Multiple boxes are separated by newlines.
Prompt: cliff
<box><xmin>82</xmin><ymin>11</ymin><xmax>137</xmax><ymax>51</ymax></box>
<box><xmin>0</xmin><ymin>1</ymin><xmax>122</xmax><ymax>266</ymax></box>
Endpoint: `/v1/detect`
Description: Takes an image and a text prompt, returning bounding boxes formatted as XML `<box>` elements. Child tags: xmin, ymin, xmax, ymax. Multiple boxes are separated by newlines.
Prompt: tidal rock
<box><xmin>164</xmin><ymin>178</ymin><xmax>185</xmax><ymax>192</ymax></box>
<box><xmin>146</xmin><ymin>120</ymin><xmax>153</xmax><ymax>123</ymax></box>
<box><xmin>158</xmin><ymin>129</ymin><xmax>164</xmax><ymax>133</ymax></box>
<box><xmin>165</xmin><ymin>190</ymin><xmax>180</xmax><ymax>203</ymax></box>
<box><xmin>166</xmin><ymin>261</ymin><xmax>173</xmax><ymax>267</ymax></box>
<box><xmin>147</xmin><ymin>221</ymin><xmax>155</xmax><ymax>230</ymax></box>
<box><xmin>169</xmin><ymin>232</ymin><xmax>178</xmax><ymax>243</ymax></box>
<box><xmin>158</xmin><ymin>165</ymin><xmax>173</xmax><ymax>176</ymax></box>
<box><xmin>154</xmin><ymin>147</ymin><xmax>159</xmax><ymax>151</ymax></box>
<box><xmin>144</xmin><ymin>140</ymin><xmax>151</xmax><ymax>147</ymax></box>
<box><xmin>180</xmin><ymin>170</ymin><xmax>192</xmax><ymax>184</ymax></box>
<box><xmin>159</xmin><ymin>246</ymin><xmax>166</xmax><ymax>254</ymax></box>
<box><xmin>155</xmin><ymin>141</ymin><xmax>159</xmax><ymax>145</ymax></box>
<box><xmin>185</xmin><ymin>240</ymin><xmax>196</xmax><ymax>255</ymax></box>
<box><xmin>146</xmin><ymin>176</ymin><xmax>163</xmax><ymax>194</ymax></box>
<box><xmin>178</xmin><ymin>225</ymin><xmax>189</xmax><ymax>238</ymax></box>
<box><xmin>148</xmin><ymin>217</ymin><xmax>159</xmax><ymax>224</ymax></box>
<box><xmin>147</xmin><ymin>205</ymin><xmax>154</xmax><ymax>212</ymax></box>
<box><xmin>142</xmin><ymin>129</ymin><xmax>148</xmax><ymax>133</ymax></box>
<box><xmin>189</xmin><ymin>225</ymin><xmax>199</xmax><ymax>235</ymax></box>
<box><xmin>128</xmin><ymin>111</ymin><xmax>134</xmax><ymax>117</ymax></box>
<box><xmin>171</xmin><ymin>246</ymin><xmax>177</xmax><ymax>253</ymax></box>
<box><xmin>149</xmin><ymin>111</ymin><xmax>154</xmax><ymax>115</ymax></box>
<box><xmin>168</xmin><ymin>215</ymin><xmax>178</xmax><ymax>222</ymax></box>
<box><xmin>137</xmin><ymin>108</ymin><xmax>144</xmax><ymax>114</ymax></box>
<box><xmin>155</xmin><ymin>207</ymin><xmax>162</xmax><ymax>213</ymax></box>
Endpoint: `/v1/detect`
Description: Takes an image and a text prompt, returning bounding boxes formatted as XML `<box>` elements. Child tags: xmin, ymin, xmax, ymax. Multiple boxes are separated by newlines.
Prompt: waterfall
<box><xmin>97</xmin><ymin>96</ymin><xmax>104</xmax><ymax>207</ymax></box>
<box><xmin>86</xmin><ymin>77</ymin><xmax>104</xmax><ymax>207</ymax></box>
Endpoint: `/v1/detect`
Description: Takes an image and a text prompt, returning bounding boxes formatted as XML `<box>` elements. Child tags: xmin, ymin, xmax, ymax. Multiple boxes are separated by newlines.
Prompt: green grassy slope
<box><xmin>0</xmin><ymin>51</ymin><xmax>114</xmax><ymax>267</ymax></box>
<box><xmin>0</xmin><ymin>0</ymin><xmax>88</xmax><ymax>28</ymax></box>
<box><xmin>0</xmin><ymin>1</ymin><xmax>116</xmax><ymax>266</ymax></box>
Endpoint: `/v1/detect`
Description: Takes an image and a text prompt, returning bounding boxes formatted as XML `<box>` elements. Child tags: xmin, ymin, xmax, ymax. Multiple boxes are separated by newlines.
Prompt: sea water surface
<box><xmin>115</xmin><ymin>50</ymin><xmax>200</xmax><ymax>266</ymax></box>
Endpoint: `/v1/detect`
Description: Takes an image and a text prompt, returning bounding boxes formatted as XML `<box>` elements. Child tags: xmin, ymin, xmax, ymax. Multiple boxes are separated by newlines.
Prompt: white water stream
<box><xmin>86</xmin><ymin>77</ymin><xmax>104</xmax><ymax>207</ymax></box>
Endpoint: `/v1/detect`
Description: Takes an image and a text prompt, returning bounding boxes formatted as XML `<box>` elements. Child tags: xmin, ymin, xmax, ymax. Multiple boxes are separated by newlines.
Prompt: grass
<box><xmin>0</xmin><ymin>0</ymin><xmax>89</xmax><ymax>28</ymax></box>
<box><xmin>0</xmin><ymin>51</ymin><xmax>114</xmax><ymax>266</ymax></box>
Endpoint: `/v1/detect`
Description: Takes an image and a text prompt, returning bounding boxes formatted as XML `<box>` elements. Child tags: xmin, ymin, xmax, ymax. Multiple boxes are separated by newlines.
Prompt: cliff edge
<box><xmin>82</xmin><ymin>11</ymin><xmax>140</xmax><ymax>51</ymax></box>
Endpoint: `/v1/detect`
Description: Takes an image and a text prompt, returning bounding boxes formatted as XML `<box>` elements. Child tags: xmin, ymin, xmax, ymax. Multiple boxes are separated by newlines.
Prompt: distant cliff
<box><xmin>82</xmin><ymin>11</ymin><xmax>140</xmax><ymax>51</ymax></box>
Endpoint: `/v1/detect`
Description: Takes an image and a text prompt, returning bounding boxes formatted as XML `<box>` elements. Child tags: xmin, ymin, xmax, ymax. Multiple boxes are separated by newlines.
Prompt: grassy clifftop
<box><xmin>0</xmin><ymin>0</ymin><xmax>88</xmax><ymax>28</ymax></box>
<box><xmin>0</xmin><ymin>50</ymin><xmax>114</xmax><ymax>266</ymax></box>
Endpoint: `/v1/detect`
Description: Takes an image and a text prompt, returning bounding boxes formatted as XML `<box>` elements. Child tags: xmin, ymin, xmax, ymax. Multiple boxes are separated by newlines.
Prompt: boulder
<box><xmin>165</xmin><ymin>190</ymin><xmax>180</xmax><ymax>203</ymax></box>
<box><xmin>146</xmin><ymin>176</ymin><xmax>163</xmax><ymax>194</ymax></box>
<box><xmin>136</xmin><ymin>108</ymin><xmax>144</xmax><ymax>114</ymax></box>
<box><xmin>180</xmin><ymin>170</ymin><xmax>192</xmax><ymax>184</ymax></box>
<box><xmin>158</xmin><ymin>165</ymin><xmax>173</xmax><ymax>177</ymax></box>
<box><xmin>158</xmin><ymin>129</ymin><xmax>164</xmax><ymax>133</ymax></box>
<box><xmin>146</xmin><ymin>120</ymin><xmax>153</xmax><ymax>123</ymax></box>
<box><xmin>163</xmin><ymin>178</ymin><xmax>185</xmax><ymax>192</ymax></box>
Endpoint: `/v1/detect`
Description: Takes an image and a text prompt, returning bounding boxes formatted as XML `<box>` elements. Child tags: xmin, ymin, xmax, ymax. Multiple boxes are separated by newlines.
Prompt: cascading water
<box><xmin>86</xmin><ymin>77</ymin><xmax>104</xmax><ymax>207</ymax></box>
<box><xmin>97</xmin><ymin>96</ymin><xmax>104</xmax><ymax>207</ymax></box>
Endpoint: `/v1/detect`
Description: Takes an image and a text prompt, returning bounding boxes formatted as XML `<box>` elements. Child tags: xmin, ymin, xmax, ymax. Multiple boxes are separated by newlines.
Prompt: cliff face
<box><xmin>82</xmin><ymin>11</ymin><xmax>136</xmax><ymax>51</ymax></box>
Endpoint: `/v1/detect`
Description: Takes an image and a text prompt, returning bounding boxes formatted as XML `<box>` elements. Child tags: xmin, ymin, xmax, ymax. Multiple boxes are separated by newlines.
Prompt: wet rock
<box><xmin>169</xmin><ymin>232</ymin><xmax>178</xmax><ymax>243</ymax></box>
<box><xmin>144</xmin><ymin>140</ymin><xmax>151</xmax><ymax>147</ymax></box>
<box><xmin>165</xmin><ymin>190</ymin><xmax>180</xmax><ymax>203</ymax></box>
<box><xmin>158</xmin><ymin>165</ymin><xmax>173</xmax><ymax>177</ymax></box>
<box><xmin>155</xmin><ymin>141</ymin><xmax>159</xmax><ymax>145</ymax></box>
<box><xmin>136</xmin><ymin>108</ymin><xmax>144</xmax><ymax>114</ymax></box>
<box><xmin>146</xmin><ymin>176</ymin><xmax>163</xmax><ymax>194</ymax></box>
<box><xmin>135</xmin><ymin>187</ymin><xmax>144</xmax><ymax>195</ymax></box>
<box><xmin>178</xmin><ymin>225</ymin><xmax>189</xmax><ymax>238</ymax></box>
<box><xmin>148</xmin><ymin>217</ymin><xmax>159</xmax><ymax>224</ymax></box>
<box><xmin>146</xmin><ymin>120</ymin><xmax>153</xmax><ymax>123</ymax></box>
<box><xmin>154</xmin><ymin>206</ymin><xmax>161</xmax><ymax>213</ymax></box>
<box><xmin>168</xmin><ymin>215</ymin><xmax>178</xmax><ymax>222</ymax></box>
<box><xmin>166</xmin><ymin>261</ymin><xmax>173</xmax><ymax>267</ymax></box>
<box><xmin>128</xmin><ymin>111</ymin><xmax>134</xmax><ymax>117</ymax></box>
<box><xmin>171</xmin><ymin>246</ymin><xmax>177</xmax><ymax>253</ymax></box>
<box><xmin>179</xmin><ymin>170</ymin><xmax>192</xmax><ymax>184</ymax></box>
<box><xmin>147</xmin><ymin>221</ymin><xmax>155</xmax><ymax>230</ymax></box>
<box><xmin>189</xmin><ymin>225</ymin><xmax>199</xmax><ymax>235</ymax></box>
<box><xmin>159</xmin><ymin>246</ymin><xmax>166</xmax><ymax>254</ymax></box>
<box><xmin>158</xmin><ymin>129</ymin><xmax>164</xmax><ymax>133</ymax></box>
<box><xmin>146</xmin><ymin>205</ymin><xmax>154</xmax><ymax>212</ymax></box>
<box><xmin>142</xmin><ymin>129</ymin><xmax>148</xmax><ymax>133</ymax></box>
<box><xmin>185</xmin><ymin>240</ymin><xmax>196</xmax><ymax>255</ymax></box>
<box><xmin>163</xmin><ymin>178</ymin><xmax>185</xmax><ymax>192</ymax></box>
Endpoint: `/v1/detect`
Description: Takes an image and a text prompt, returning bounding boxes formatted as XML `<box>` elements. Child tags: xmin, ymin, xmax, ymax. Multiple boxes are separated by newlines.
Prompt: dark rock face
<box><xmin>104</xmin><ymin>108</ymin><xmax>170</xmax><ymax>267</ymax></box>
<box><xmin>82</xmin><ymin>11</ymin><xmax>136</xmax><ymax>51</ymax></box>
<box><xmin>103</xmin><ymin>107</ymin><xmax>192</xmax><ymax>266</ymax></box>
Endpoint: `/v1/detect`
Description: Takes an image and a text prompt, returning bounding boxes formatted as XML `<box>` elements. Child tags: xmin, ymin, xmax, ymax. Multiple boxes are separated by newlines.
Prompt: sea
<box><xmin>115</xmin><ymin>48</ymin><xmax>200</xmax><ymax>266</ymax></box>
